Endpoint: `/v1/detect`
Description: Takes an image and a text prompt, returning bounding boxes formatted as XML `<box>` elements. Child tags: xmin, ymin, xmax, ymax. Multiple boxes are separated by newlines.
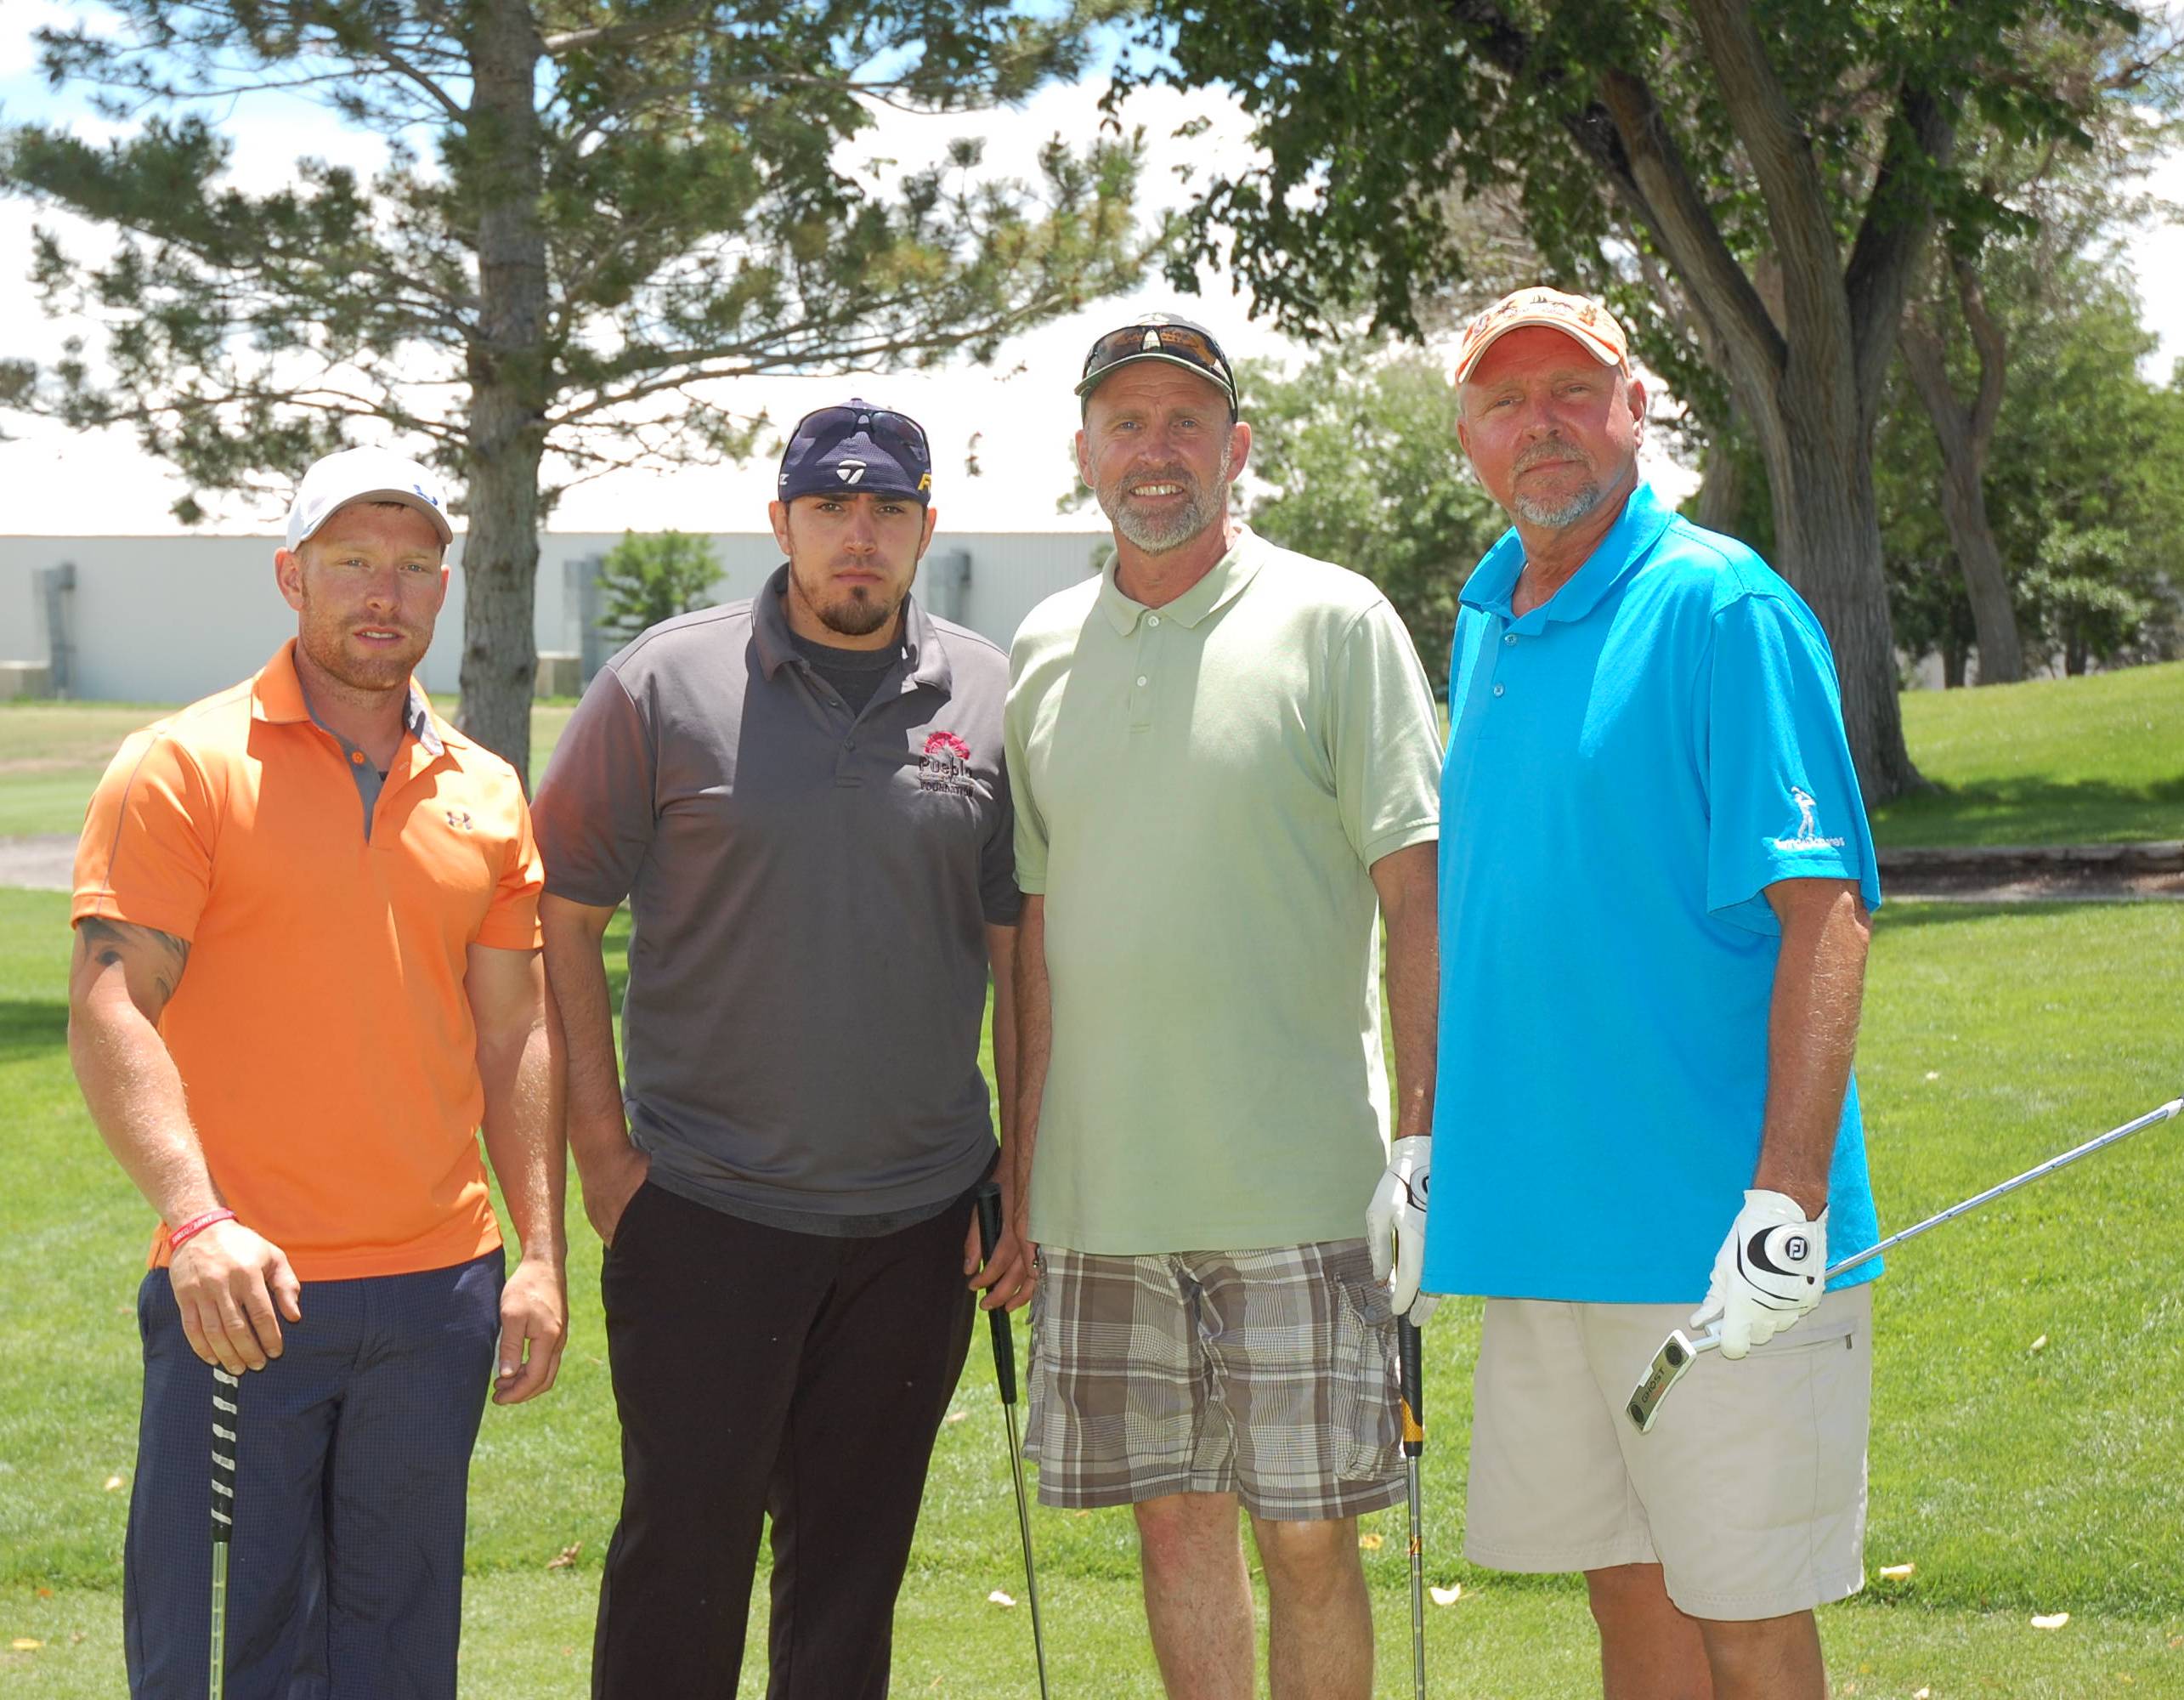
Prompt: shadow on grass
<box><xmin>1872</xmin><ymin>774</ymin><xmax>2184</xmax><ymax>847</ymax></box>
<box><xmin>1873</xmin><ymin>901</ymin><xmax>2099</xmax><ymax>934</ymax></box>
<box><xmin>0</xmin><ymin>998</ymin><xmax>68</xmax><ymax>1061</ymax></box>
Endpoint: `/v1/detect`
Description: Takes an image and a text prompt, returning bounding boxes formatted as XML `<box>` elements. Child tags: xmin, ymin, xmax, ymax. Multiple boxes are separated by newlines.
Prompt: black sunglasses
<box><xmin>791</xmin><ymin>403</ymin><xmax>932</xmax><ymax>462</ymax></box>
<box><xmin>1076</xmin><ymin>321</ymin><xmax>1238</xmax><ymax>402</ymax></box>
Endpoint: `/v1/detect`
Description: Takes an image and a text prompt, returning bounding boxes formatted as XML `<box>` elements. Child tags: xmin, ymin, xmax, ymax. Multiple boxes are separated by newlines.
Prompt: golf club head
<box><xmin>1626</xmin><ymin>1327</ymin><xmax>1717</xmax><ymax>1434</ymax></box>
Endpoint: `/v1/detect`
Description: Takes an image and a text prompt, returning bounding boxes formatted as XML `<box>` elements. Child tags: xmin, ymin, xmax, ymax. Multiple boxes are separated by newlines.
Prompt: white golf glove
<box><xmin>1691</xmin><ymin>1189</ymin><xmax>1827</xmax><ymax>1360</ymax></box>
<box><xmin>1366</xmin><ymin>1136</ymin><xmax>1438</xmax><ymax>1326</ymax></box>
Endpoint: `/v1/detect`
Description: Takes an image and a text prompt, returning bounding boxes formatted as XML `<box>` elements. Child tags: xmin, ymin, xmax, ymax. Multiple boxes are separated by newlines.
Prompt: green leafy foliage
<box><xmin>1873</xmin><ymin>247</ymin><xmax>2184</xmax><ymax>677</ymax></box>
<box><xmin>1240</xmin><ymin>348</ymin><xmax>1503</xmax><ymax>688</ymax></box>
<box><xmin>1111</xmin><ymin>0</ymin><xmax>2159</xmax><ymax>802</ymax></box>
<box><xmin>596</xmin><ymin>530</ymin><xmax>723</xmax><ymax>642</ymax></box>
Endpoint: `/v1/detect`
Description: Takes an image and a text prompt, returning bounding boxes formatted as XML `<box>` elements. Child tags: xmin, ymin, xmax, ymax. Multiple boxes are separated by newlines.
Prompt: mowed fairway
<box><xmin>3</xmin><ymin>883</ymin><xmax>2181</xmax><ymax>1695</ymax></box>
<box><xmin>1872</xmin><ymin>659</ymin><xmax>2184</xmax><ymax>847</ymax></box>
<box><xmin>3</xmin><ymin>674</ymin><xmax>2181</xmax><ymax>1694</ymax></box>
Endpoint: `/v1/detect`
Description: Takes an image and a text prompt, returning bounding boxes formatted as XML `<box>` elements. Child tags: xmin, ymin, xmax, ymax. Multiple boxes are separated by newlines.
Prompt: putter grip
<box><xmin>1398</xmin><ymin>1319</ymin><xmax>1424</xmax><ymax>1458</ymax></box>
<box><xmin>975</xmin><ymin>1182</ymin><xmax>1017</xmax><ymax>1405</ymax></box>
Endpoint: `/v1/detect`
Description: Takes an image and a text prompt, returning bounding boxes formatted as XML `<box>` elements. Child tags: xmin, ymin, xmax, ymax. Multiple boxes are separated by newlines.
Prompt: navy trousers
<box><xmin>124</xmin><ymin>1252</ymin><xmax>503</xmax><ymax>1700</ymax></box>
<box><xmin>592</xmin><ymin>1183</ymin><xmax>978</xmax><ymax>1699</ymax></box>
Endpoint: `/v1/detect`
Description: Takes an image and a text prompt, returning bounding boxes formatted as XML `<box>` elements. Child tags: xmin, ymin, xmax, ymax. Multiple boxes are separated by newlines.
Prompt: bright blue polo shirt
<box><xmin>1421</xmin><ymin>483</ymin><xmax>1884</xmax><ymax>1306</ymax></box>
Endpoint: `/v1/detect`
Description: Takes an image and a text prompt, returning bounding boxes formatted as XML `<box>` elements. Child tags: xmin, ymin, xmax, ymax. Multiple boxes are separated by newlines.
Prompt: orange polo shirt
<box><xmin>73</xmin><ymin>643</ymin><xmax>543</xmax><ymax>1281</ymax></box>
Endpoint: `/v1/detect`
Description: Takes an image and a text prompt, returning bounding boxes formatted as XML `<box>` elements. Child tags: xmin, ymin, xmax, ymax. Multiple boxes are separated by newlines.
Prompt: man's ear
<box><xmin>274</xmin><ymin>547</ymin><xmax>306</xmax><ymax>614</ymax></box>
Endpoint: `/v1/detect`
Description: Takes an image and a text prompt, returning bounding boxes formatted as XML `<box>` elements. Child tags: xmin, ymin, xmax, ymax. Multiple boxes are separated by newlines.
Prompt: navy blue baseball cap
<box><xmin>778</xmin><ymin>400</ymin><xmax>934</xmax><ymax>505</ymax></box>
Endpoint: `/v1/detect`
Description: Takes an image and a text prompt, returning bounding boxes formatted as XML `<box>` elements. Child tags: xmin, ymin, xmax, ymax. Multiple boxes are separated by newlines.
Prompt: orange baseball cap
<box><xmin>1453</xmin><ymin>286</ymin><xmax>1631</xmax><ymax>382</ymax></box>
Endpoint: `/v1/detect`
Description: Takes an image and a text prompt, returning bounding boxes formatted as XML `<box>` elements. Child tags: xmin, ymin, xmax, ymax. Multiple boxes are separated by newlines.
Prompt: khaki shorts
<box><xmin>1465</xmin><ymin>1284</ymin><xmax>1873</xmax><ymax>1621</ymax></box>
<box><xmin>1024</xmin><ymin>1240</ymin><xmax>1406</xmax><ymax>1522</ymax></box>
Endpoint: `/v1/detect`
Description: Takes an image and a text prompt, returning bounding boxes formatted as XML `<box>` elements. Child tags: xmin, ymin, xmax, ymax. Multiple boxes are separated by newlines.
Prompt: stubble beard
<box><xmin>1100</xmin><ymin>445</ymin><xmax>1233</xmax><ymax>555</ymax></box>
<box><xmin>297</xmin><ymin>585</ymin><xmax>422</xmax><ymax>694</ymax></box>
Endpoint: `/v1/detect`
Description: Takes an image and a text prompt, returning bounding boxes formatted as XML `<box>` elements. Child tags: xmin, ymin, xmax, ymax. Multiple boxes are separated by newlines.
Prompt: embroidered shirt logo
<box><xmin>1771</xmin><ymin>786</ymin><xmax>1846</xmax><ymax>851</ymax></box>
<box><xmin>918</xmin><ymin>729</ymin><xmax>975</xmax><ymax>795</ymax></box>
<box><xmin>445</xmin><ymin>808</ymin><xmax>473</xmax><ymax>831</ymax></box>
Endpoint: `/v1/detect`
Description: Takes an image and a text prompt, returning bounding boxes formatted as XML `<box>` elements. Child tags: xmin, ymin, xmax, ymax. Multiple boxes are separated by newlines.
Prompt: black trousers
<box><xmin>592</xmin><ymin>1181</ymin><xmax>977</xmax><ymax>1699</ymax></box>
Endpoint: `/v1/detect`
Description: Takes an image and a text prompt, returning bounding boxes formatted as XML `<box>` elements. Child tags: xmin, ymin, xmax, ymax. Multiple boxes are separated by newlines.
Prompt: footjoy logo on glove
<box><xmin>1785</xmin><ymin>1234</ymin><xmax>1808</xmax><ymax>1262</ymax></box>
<box><xmin>918</xmin><ymin>729</ymin><xmax>975</xmax><ymax>795</ymax></box>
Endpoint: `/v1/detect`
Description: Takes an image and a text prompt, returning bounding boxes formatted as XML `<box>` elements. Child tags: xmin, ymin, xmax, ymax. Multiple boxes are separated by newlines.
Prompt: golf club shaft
<box><xmin>210</xmin><ymin>1366</ymin><xmax>240</xmax><ymax>1700</ymax></box>
<box><xmin>1399</xmin><ymin>1318</ymin><xmax>1426</xmax><ymax>1700</ymax></box>
<box><xmin>1827</xmin><ymin>1094</ymin><xmax>2182</xmax><ymax>1284</ymax></box>
<box><xmin>1001</xmin><ymin>1400</ymin><xmax>1050</xmax><ymax>1699</ymax></box>
<box><xmin>975</xmin><ymin>1181</ymin><xmax>1051</xmax><ymax>1700</ymax></box>
<box><xmin>1690</xmin><ymin>1094</ymin><xmax>2184</xmax><ymax>1355</ymax></box>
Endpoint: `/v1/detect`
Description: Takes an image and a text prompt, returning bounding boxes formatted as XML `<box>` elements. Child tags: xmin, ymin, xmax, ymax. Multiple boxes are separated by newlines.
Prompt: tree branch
<box><xmin>1843</xmin><ymin>79</ymin><xmax>1955</xmax><ymax>417</ymax></box>
<box><xmin>1436</xmin><ymin>0</ymin><xmax>1785</xmax><ymax>384</ymax></box>
<box><xmin>538</xmin><ymin>8</ymin><xmax>710</xmax><ymax>58</ymax></box>
<box><xmin>1954</xmin><ymin>254</ymin><xmax>2006</xmax><ymax>453</ymax></box>
<box><xmin>1593</xmin><ymin>66</ymin><xmax>1788</xmax><ymax>386</ymax></box>
<box><xmin>1681</xmin><ymin>0</ymin><xmax>1847</xmax><ymax>386</ymax></box>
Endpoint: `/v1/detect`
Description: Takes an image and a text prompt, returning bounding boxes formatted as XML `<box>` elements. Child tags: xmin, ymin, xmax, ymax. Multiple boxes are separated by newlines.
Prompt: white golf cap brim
<box><xmin>285</xmin><ymin>447</ymin><xmax>455</xmax><ymax>551</ymax></box>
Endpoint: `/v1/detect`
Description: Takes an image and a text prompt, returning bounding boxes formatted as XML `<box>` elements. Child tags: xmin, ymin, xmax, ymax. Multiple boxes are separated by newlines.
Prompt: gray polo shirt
<box><xmin>533</xmin><ymin>566</ymin><xmax>1020</xmax><ymax>1228</ymax></box>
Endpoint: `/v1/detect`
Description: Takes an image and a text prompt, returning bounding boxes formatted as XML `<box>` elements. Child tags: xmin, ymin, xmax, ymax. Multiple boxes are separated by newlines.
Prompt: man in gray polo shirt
<box><xmin>533</xmin><ymin>400</ymin><xmax>1028</xmax><ymax>1699</ymax></box>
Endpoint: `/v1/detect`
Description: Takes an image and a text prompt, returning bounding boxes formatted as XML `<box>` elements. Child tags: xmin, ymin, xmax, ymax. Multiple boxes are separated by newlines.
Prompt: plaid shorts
<box><xmin>1023</xmin><ymin>1238</ymin><xmax>1406</xmax><ymax>1522</ymax></box>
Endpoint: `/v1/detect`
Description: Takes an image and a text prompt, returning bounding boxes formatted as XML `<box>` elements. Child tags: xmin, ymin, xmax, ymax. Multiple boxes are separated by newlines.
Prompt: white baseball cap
<box><xmin>284</xmin><ymin>447</ymin><xmax>455</xmax><ymax>551</ymax></box>
<box><xmin>1452</xmin><ymin>286</ymin><xmax>1632</xmax><ymax>383</ymax></box>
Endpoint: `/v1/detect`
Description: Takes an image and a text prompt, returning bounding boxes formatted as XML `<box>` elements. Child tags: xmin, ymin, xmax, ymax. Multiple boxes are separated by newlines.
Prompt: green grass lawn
<box><xmin>8</xmin><ymin>659</ymin><xmax>2177</xmax><ymax>848</ymax></box>
<box><xmin>1873</xmin><ymin>659</ymin><xmax>2184</xmax><ymax>847</ymax></box>
<box><xmin>3</xmin><ymin>888</ymin><xmax>2181</xmax><ymax>1695</ymax></box>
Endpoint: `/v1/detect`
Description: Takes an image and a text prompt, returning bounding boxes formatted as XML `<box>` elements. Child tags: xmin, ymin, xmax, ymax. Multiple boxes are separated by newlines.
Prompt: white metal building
<box><xmin>0</xmin><ymin>530</ymin><xmax>1109</xmax><ymax>703</ymax></box>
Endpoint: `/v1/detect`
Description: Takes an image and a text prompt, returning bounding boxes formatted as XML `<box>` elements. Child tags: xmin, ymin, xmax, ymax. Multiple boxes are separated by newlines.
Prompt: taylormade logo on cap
<box><xmin>285</xmin><ymin>446</ymin><xmax>455</xmax><ymax>551</ymax></box>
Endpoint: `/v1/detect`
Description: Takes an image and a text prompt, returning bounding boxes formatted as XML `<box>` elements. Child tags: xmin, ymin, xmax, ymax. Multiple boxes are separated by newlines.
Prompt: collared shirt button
<box><xmin>350</xmin><ymin>750</ymin><xmax>365</xmax><ymax>765</ymax></box>
<box><xmin>1503</xmin><ymin>632</ymin><xmax>1518</xmax><ymax>646</ymax></box>
<box><xmin>1147</xmin><ymin>614</ymin><xmax>1161</xmax><ymax>626</ymax></box>
<box><xmin>1492</xmin><ymin>683</ymin><xmax>1506</xmax><ymax>697</ymax></box>
<box><xmin>1136</xmin><ymin>675</ymin><xmax>1149</xmax><ymax>687</ymax></box>
<box><xmin>845</xmin><ymin>737</ymin><xmax>857</xmax><ymax>751</ymax></box>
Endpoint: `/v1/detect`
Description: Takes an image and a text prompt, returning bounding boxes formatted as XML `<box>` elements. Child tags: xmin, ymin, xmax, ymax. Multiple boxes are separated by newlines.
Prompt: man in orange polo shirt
<box><xmin>69</xmin><ymin>447</ymin><xmax>567</xmax><ymax>1700</ymax></box>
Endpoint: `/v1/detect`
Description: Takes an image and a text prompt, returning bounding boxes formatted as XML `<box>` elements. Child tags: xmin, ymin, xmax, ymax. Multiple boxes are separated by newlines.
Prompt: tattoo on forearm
<box><xmin>76</xmin><ymin>918</ymin><xmax>190</xmax><ymax>1011</ymax></box>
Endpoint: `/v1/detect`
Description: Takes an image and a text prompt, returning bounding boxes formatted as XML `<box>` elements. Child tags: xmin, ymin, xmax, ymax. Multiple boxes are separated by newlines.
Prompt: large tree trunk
<box><xmin>1743</xmin><ymin>376</ymin><xmax>1922</xmax><ymax>805</ymax></box>
<box><xmin>1897</xmin><ymin>285</ymin><xmax>2024</xmax><ymax>684</ymax></box>
<box><xmin>1587</xmin><ymin>1</ymin><xmax>1934</xmax><ymax>803</ymax></box>
<box><xmin>457</xmin><ymin>0</ymin><xmax>551</xmax><ymax>785</ymax></box>
<box><xmin>1695</xmin><ymin>403</ymin><xmax>1746</xmax><ymax>537</ymax></box>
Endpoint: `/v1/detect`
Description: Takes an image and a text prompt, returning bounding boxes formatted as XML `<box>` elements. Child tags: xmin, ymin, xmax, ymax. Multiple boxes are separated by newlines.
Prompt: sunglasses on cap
<box><xmin>1075</xmin><ymin>320</ymin><xmax>1238</xmax><ymax>405</ymax></box>
<box><xmin>790</xmin><ymin>401</ymin><xmax>932</xmax><ymax>460</ymax></box>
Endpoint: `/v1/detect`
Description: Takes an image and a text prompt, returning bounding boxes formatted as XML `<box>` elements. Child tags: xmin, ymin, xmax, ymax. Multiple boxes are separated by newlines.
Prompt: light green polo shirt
<box><xmin>1005</xmin><ymin>525</ymin><xmax>1442</xmax><ymax>1253</ymax></box>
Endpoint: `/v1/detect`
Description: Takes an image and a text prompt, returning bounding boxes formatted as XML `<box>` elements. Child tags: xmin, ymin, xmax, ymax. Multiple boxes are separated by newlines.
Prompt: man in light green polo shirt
<box><xmin>1004</xmin><ymin>315</ymin><xmax>1444</xmax><ymax>1700</ymax></box>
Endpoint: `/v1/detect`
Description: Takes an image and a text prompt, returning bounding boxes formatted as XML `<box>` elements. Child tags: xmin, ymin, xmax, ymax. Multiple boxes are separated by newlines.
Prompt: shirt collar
<box><xmin>251</xmin><ymin>640</ymin><xmax>446</xmax><ymax>756</ymax></box>
<box><xmin>755</xmin><ymin>564</ymin><xmax>950</xmax><ymax>694</ymax></box>
<box><xmin>1460</xmin><ymin>482</ymin><xmax>1676</xmax><ymax>627</ymax></box>
<box><xmin>1097</xmin><ymin>524</ymin><xmax>1268</xmax><ymax>636</ymax></box>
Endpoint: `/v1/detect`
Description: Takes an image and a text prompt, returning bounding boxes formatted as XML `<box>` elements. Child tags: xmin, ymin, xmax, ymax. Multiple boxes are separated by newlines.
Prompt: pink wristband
<box><xmin>167</xmin><ymin>1208</ymin><xmax>236</xmax><ymax>1254</ymax></box>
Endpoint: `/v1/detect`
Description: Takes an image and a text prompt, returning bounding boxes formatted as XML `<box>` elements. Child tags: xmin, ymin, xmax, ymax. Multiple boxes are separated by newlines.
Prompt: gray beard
<box><xmin>1100</xmin><ymin>451</ymin><xmax>1232</xmax><ymax>555</ymax></box>
<box><xmin>1514</xmin><ymin>479</ymin><xmax>1605</xmax><ymax>529</ymax></box>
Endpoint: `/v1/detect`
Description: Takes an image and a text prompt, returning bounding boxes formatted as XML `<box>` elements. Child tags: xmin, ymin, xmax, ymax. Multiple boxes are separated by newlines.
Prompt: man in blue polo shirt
<box><xmin>1421</xmin><ymin>288</ymin><xmax>1883</xmax><ymax>1700</ymax></box>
